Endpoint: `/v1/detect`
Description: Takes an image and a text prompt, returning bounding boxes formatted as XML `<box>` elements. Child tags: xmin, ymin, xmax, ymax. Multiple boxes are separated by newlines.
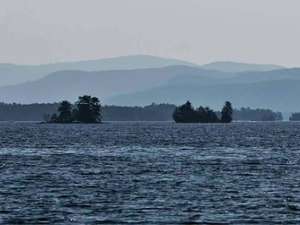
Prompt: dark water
<box><xmin>1</xmin><ymin>122</ymin><xmax>300</xmax><ymax>224</ymax></box>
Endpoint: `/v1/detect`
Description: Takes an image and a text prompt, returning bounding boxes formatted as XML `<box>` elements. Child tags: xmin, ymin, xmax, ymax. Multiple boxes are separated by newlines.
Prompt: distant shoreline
<box><xmin>0</xmin><ymin>120</ymin><xmax>293</xmax><ymax>124</ymax></box>
<box><xmin>0</xmin><ymin>103</ymin><xmax>285</xmax><ymax>122</ymax></box>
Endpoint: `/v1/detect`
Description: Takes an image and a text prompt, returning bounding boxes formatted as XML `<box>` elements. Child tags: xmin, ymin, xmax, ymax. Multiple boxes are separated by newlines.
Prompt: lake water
<box><xmin>0</xmin><ymin>122</ymin><xmax>300</xmax><ymax>224</ymax></box>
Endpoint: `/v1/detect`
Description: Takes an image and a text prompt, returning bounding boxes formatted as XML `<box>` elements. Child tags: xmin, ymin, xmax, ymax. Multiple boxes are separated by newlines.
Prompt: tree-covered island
<box><xmin>173</xmin><ymin>101</ymin><xmax>233</xmax><ymax>123</ymax></box>
<box><xmin>48</xmin><ymin>95</ymin><xmax>102</xmax><ymax>123</ymax></box>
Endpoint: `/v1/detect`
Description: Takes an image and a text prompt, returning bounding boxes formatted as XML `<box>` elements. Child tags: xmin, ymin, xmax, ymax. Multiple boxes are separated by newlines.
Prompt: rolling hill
<box><xmin>108</xmin><ymin>78</ymin><xmax>300</xmax><ymax>112</ymax></box>
<box><xmin>0</xmin><ymin>64</ymin><xmax>300</xmax><ymax>112</ymax></box>
<box><xmin>202</xmin><ymin>61</ymin><xmax>284</xmax><ymax>73</ymax></box>
<box><xmin>0</xmin><ymin>66</ymin><xmax>209</xmax><ymax>103</ymax></box>
<box><xmin>0</xmin><ymin>55</ymin><xmax>285</xmax><ymax>86</ymax></box>
<box><xmin>107</xmin><ymin>68</ymin><xmax>300</xmax><ymax>112</ymax></box>
<box><xmin>0</xmin><ymin>55</ymin><xmax>198</xmax><ymax>86</ymax></box>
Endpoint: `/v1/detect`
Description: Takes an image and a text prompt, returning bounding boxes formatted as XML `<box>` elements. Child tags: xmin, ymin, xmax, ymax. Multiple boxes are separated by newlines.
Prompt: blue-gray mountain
<box><xmin>0</xmin><ymin>55</ymin><xmax>197</xmax><ymax>86</ymax></box>
<box><xmin>0</xmin><ymin>66</ymin><xmax>299</xmax><ymax>112</ymax></box>
<box><xmin>0</xmin><ymin>55</ymin><xmax>283</xmax><ymax>86</ymax></box>
<box><xmin>0</xmin><ymin>66</ymin><xmax>199</xmax><ymax>103</ymax></box>
<box><xmin>0</xmin><ymin>55</ymin><xmax>297</xmax><ymax>112</ymax></box>
<box><xmin>109</xmin><ymin>78</ymin><xmax>300</xmax><ymax>112</ymax></box>
<box><xmin>202</xmin><ymin>61</ymin><xmax>284</xmax><ymax>73</ymax></box>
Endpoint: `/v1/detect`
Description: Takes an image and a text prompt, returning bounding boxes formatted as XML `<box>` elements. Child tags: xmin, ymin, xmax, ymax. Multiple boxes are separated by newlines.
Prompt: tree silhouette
<box><xmin>221</xmin><ymin>101</ymin><xmax>233</xmax><ymax>123</ymax></box>
<box><xmin>173</xmin><ymin>101</ymin><xmax>233</xmax><ymax>123</ymax></box>
<box><xmin>173</xmin><ymin>101</ymin><xmax>220</xmax><ymax>123</ymax></box>
<box><xmin>173</xmin><ymin>101</ymin><xmax>198</xmax><ymax>123</ymax></box>
<box><xmin>75</xmin><ymin>95</ymin><xmax>102</xmax><ymax>123</ymax></box>
<box><xmin>48</xmin><ymin>95</ymin><xmax>102</xmax><ymax>123</ymax></box>
<box><xmin>290</xmin><ymin>113</ymin><xmax>300</xmax><ymax>121</ymax></box>
<box><xmin>204</xmin><ymin>107</ymin><xmax>220</xmax><ymax>123</ymax></box>
<box><xmin>57</xmin><ymin>101</ymin><xmax>73</xmax><ymax>123</ymax></box>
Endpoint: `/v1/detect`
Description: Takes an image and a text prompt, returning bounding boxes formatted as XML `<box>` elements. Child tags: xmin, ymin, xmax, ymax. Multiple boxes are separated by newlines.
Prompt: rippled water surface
<box><xmin>1</xmin><ymin>122</ymin><xmax>300</xmax><ymax>224</ymax></box>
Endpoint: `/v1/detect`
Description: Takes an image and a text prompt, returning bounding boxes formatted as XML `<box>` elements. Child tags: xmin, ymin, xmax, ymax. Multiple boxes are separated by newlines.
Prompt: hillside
<box><xmin>0</xmin><ymin>55</ymin><xmax>197</xmax><ymax>86</ymax></box>
<box><xmin>202</xmin><ymin>61</ymin><xmax>284</xmax><ymax>73</ymax></box>
<box><xmin>0</xmin><ymin>66</ymin><xmax>210</xmax><ymax>103</ymax></box>
<box><xmin>108</xmin><ymin>78</ymin><xmax>300</xmax><ymax>112</ymax></box>
<box><xmin>0</xmin><ymin>55</ymin><xmax>285</xmax><ymax>86</ymax></box>
<box><xmin>0</xmin><ymin>64</ymin><xmax>299</xmax><ymax>112</ymax></box>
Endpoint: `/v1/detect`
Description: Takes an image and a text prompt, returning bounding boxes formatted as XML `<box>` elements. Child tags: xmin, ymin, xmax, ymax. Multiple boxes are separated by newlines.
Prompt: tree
<box><xmin>173</xmin><ymin>101</ymin><xmax>198</xmax><ymax>123</ymax></box>
<box><xmin>290</xmin><ymin>113</ymin><xmax>300</xmax><ymax>121</ymax></box>
<box><xmin>48</xmin><ymin>96</ymin><xmax>102</xmax><ymax>123</ymax></box>
<box><xmin>50</xmin><ymin>113</ymin><xmax>58</xmax><ymax>123</ymax></box>
<box><xmin>91</xmin><ymin>97</ymin><xmax>102</xmax><ymax>122</ymax></box>
<box><xmin>57</xmin><ymin>100</ymin><xmax>73</xmax><ymax>123</ymax></box>
<box><xmin>221</xmin><ymin>101</ymin><xmax>233</xmax><ymax>123</ymax></box>
<box><xmin>173</xmin><ymin>101</ymin><xmax>224</xmax><ymax>123</ymax></box>
<box><xmin>75</xmin><ymin>95</ymin><xmax>102</xmax><ymax>123</ymax></box>
<box><xmin>204</xmin><ymin>107</ymin><xmax>220</xmax><ymax>123</ymax></box>
<box><xmin>196</xmin><ymin>106</ymin><xmax>207</xmax><ymax>123</ymax></box>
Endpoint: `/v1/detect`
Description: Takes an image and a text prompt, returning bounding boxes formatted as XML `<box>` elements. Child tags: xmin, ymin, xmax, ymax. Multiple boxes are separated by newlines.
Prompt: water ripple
<box><xmin>0</xmin><ymin>122</ymin><xmax>300</xmax><ymax>224</ymax></box>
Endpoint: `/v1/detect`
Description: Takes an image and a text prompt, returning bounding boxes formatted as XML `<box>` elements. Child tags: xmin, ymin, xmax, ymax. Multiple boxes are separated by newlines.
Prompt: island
<box><xmin>173</xmin><ymin>101</ymin><xmax>233</xmax><ymax>123</ymax></box>
<box><xmin>47</xmin><ymin>95</ymin><xmax>102</xmax><ymax>123</ymax></box>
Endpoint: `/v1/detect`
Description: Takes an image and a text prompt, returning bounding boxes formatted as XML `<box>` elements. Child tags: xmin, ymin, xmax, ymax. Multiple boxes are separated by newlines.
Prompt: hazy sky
<box><xmin>0</xmin><ymin>0</ymin><xmax>300</xmax><ymax>66</ymax></box>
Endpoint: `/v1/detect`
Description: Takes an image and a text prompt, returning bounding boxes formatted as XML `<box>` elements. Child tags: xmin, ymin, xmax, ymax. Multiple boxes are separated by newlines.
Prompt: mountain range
<box><xmin>0</xmin><ymin>55</ymin><xmax>299</xmax><ymax>112</ymax></box>
<box><xmin>0</xmin><ymin>55</ymin><xmax>197</xmax><ymax>86</ymax></box>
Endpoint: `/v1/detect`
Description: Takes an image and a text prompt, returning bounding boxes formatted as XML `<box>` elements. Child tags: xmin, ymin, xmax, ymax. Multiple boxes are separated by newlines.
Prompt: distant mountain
<box><xmin>0</xmin><ymin>66</ymin><xmax>207</xmax><ymax>103</ymax></box>
<box><xmin>202</xmin><ymin>61</ymin><xmax>284</xmax><ymax>73</ymax></box>
<box><xmin>0</xmin><ymin>55</ymin><xmax>197</xmax><ymax>86</ymax></box>
<box><xmin>107</xmin><ymin>68</ymin><xmax>300</xmax><ymax>112</ymax></box>
<box><xmin>1</xmin><ymin>64</ymin><xmax>300</xmax><ymax>112</ymax></box>
<box><xmin>167</xmin><ymin>68</ymin><xmax>300</xmax><ymax>86</ymax></box>
<box><xmin>108</xmin><ymin>78</ymin><xmax>300</xmax><ymax>112</ymax></box>
<box><xmin>0</xmin><ymin>55</ymin><xmax>285</xmax><ymax>86</ymax></box>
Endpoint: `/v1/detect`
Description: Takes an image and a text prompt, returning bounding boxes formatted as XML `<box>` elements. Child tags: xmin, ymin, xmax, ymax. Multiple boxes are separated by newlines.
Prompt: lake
<box><xmin>0</xmin><ymin>122</ymin><xmax>300</xmax><ymax>224</ymax></box>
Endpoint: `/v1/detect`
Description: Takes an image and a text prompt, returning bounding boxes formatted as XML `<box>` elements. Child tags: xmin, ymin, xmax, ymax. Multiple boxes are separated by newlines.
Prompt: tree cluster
<box><xmin>173</xmin><ymin>101</ymin><xmax>233</xmax><ymax>123</ymax></box>
<box><xmin>103</xmin><ymin>103</ymin><xmax>175</xmax><ymax>121</ymax></box>
<box><xmin>289</xmin><ymin>113</ymin><xmax>300</xmax><ymax>121</ymax></box>
<box><xmin>49</xmin><ymin>95</ymin><xmax>102</xmax><ymax>123</ymax></box>
<box><xmin>234</xmin><ymin>107</ymin><xmax>282</xmax><ymax>121</ymax></box>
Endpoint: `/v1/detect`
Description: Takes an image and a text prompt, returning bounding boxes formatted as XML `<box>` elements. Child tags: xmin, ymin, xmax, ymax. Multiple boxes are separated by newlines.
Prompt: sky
<box><xmin>0</xmin><ymin>0</ymin><xmax>300</xmax><ymax>66</ymax></box>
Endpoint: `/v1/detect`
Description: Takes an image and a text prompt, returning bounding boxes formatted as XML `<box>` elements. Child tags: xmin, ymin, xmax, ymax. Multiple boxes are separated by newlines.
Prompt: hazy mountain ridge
<box><xmin>106</xmin><ymin>67</ymin><xmax>300</xmax><ymax>112</ymax></box>
<box><xmin>202</xmin><ymin>61</ymin><xmax>284</xmax><ymax>73</ymax></box>
<box><xmin>0</xmin><ymin>55</ymin><xmax>285</xmax><ymax>86</ymax></box>
<box><xmin>0</xmin><ymin>55</ymin><xmax>198</xmax><ymax>86</ymax></box>
<box><xmin>0</xmin><ymin>64</ymin><xmax>300</xmax><ymax>112</ymax></box>
<box><xmin>166</xmin><ymin>67</ymin><xmax>300</xmax><ymax>87</ymax></box>
<box><xmin>0</xmin><ymin>66</ymin><xmax>201</xmax><ymax>103</ymax></box>
<box><xmin>0</xmin><ymin>55</ymin><xmax>298</xmax><ymax>111</ymax></box>
<box><xmin>108</xmin><ymin>78</ymin><xmax>300</xmax><ymax>112</ymax></box>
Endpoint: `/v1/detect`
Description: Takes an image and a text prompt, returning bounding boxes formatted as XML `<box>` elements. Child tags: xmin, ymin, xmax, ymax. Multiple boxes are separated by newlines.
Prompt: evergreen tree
<box><xmin>173</xmin><ymin>101</ymin><xmax>220</xmax><ymax>123</ymax></box>
<box><xmin>205</xmin><ymin>107</ymin><xmax>220</xmax><ymax>123</ymax></box>
<box><xmin>75</xmin><ymin>95</ymin><xmax>102</xmax><ymax>123</ymax></box>
<box><xmin>91</xmin><ymin>97</ymin><xmax>102</xmax><ymax>122</ymax></box>
<box><xmin>48</xmin><ymin>96</ymin><xmax>102</xmax><ymax>123</ymax></box>
<box><xmin>173</xmin><ymin>101</ymin><xmax>232</xmax><ymax>123</ymax></box>
<box><xmin>221</xmin><ymin>101</ymin><xmax>233</xmax><ymax>123</ymax></box>
<box><xmin>173</xmin><ymin>101</ymin><xmax>197</xmax><ymax>123</ymax></box>
<box><xmin>290</xmin><ymin>113</ymin><xmax>300</xmax><ymax>121</ymax></box>
<box><xmin>57</xmin><ymin>101</ymin><xmax>73</xmax><ymax>123</ymax></box>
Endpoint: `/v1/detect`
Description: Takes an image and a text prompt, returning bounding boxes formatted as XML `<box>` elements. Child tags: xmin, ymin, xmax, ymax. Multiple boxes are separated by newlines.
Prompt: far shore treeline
<box><xmin>290</xmin><ymin>113</ymin><xmax>300</xmax><ymax>121</ymax></box>
<box><xmin>0</xmin><ymin>99</ymin><xmax>285</xmax><ymax>122</ymax></box>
